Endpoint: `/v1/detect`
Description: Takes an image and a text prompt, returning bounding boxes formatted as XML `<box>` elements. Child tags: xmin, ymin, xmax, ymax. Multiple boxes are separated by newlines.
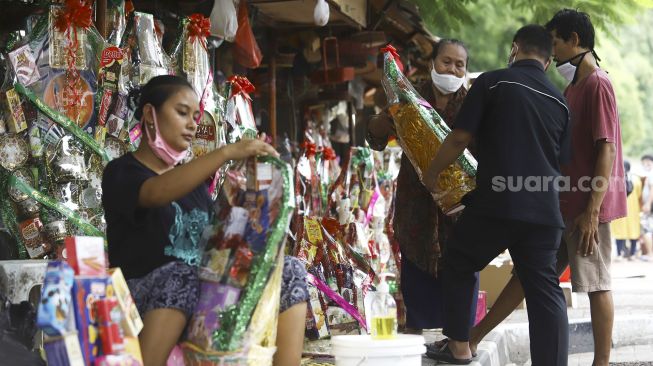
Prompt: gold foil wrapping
<box><xmin>389</xmin><ymin>102</ymin><xmax>475</xmax><ymax>214</ymax></box>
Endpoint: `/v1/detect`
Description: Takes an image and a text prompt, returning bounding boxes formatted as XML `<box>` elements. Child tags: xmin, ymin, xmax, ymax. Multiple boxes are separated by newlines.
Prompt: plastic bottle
<box><xmin>370</xmin><ymin>273</ymin><xmax>397</xmax><ymax>340</ymax></box>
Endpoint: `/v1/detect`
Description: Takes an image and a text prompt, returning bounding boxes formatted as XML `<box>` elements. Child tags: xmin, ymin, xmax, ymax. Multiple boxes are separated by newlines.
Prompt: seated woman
<box><xmin>102</xmin><ymin>75</ymin><xmax>307</xmax><ymax>366</ymax></box>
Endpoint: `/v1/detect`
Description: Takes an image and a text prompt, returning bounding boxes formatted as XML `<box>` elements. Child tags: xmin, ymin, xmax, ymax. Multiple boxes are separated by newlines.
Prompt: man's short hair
<box><xmin>545</xmin><ymin>9</ymin><xmax>595</xmax><ymax>50</ymax></box>
<box><xmin>642</xmin><ymin>154</ymin><xmax>653</xmax><ymax>162</ymax></box>
<box><xmin>512</xmin><ymin>24</ymin><xmax>552</xmax><ymax>61</ymax></box>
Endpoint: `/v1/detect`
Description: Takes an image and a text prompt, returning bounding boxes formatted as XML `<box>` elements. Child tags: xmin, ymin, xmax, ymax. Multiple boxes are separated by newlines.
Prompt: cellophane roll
<box><xmin>381</xmin><ymin>47</ymin><xmax>477</xmax><ymax>214</ymax></box>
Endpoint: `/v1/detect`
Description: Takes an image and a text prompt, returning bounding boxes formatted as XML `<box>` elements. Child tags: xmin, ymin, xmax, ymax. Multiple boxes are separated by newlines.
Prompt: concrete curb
<box><xmin>473</xmin><ymin>315</ymin><xmax>653</xmax><ymax>365</ymax></box>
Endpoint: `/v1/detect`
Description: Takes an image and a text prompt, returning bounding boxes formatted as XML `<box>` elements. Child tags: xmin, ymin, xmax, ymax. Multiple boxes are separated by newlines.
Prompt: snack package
<box><xmin>186</xmin><ymin>281</ymin><xmax>241</xmax><ymax>350</ymax></box>
<box><xmin>326</xmin><ymin>306</ymin><xmax>361</xmax><ymax>336</ymax></box>
<box><xmin>72</xmin><ymin>276</ymin><xmax>108</xmax><ymax>365</ymax></box>
<box><xmin>65</xmin><ymin>236</ymin><xmax>106</xmax><ymax>276</ymax></box>
<box><xmin>242</xmin><ymin>190</ymin><xmax>269</xmax><ymax>253</ymax></box>
<box><xmin>37</xmin><ymin>261</ymin><xmax>76</xmax><ymax>336</ymax></box>
<box><xmin>107</xmin><ymin>268</ymin><xmax>143</xmax><ymax>337</ymax></box>
<box><xmin>380</xmin><ymin>45</ymin><xmax>477</xmax><ymax>215</ymax></box>
<box><xmin>305</xmin><ymin>284</ymin><xmax>329</xmax><ymax>340</ymax></box>
<box><xmin>43</xmin><ymin>332</ymin><xmax>85</xmax><ymax>366</ymax></box>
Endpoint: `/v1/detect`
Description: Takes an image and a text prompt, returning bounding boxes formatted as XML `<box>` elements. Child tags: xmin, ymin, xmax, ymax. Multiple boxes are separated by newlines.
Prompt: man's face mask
<box><xmin>555</xmin><ymin>51</ymin><xmax>591</xmax><ymax>83</ymax></box>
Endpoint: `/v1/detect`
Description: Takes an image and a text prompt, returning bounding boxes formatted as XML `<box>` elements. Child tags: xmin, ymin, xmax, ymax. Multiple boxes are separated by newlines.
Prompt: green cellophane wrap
<box><xmin>381</xmin><ymin>48</ymin><xmax>477</xmax><ymax>214</ymax></box>
<box><xmin>211</xmin><ymin>156</ymin><xmax>295</xmax><ymax>352</ymax></box>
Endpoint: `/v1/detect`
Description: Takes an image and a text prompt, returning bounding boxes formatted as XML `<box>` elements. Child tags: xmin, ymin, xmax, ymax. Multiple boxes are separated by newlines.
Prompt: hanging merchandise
<box><xmin>233</xmin><ymin>0</ymin><xmax>263</xmax><ymax>69</ymax></box>
<box><xmin>225</xmin><ymin>75</ymin><xmax>257</xmax><ymax>141</ymax></box>
<box><xmin>122</xmin><ymin>12</ymin><xmax>172</xmax><ymax>92</ymax></box>
<box><xmin>381</xmin><ymin>45</ymin><xmax>477</xmax><ymax>215</ymax></box>
<box><xmin>309</xmin><ymin>37</ymin><xmax>354</xmax><ymax>85</ymax></box>
<box><xmin>105</xmin><ymin>0</ymin><xmax>128</xmax><ymax>46</ymax></box>
<box><xmin>0</xmin><ymin>0</ymin><xmax>112</xmax><ymax>261</ymax></box>
<box><xmin>209</xmin><ymin>0</ymin><xmax>238</xmax><ymax>42</ymax></box>
<box><xmin>170</xmin><ymin>14</ymin><xmax>227</xmax><ymax>160</ymax></box>
<box><xmin>313</xmin><ymin>0</ymin><xmax>330</xmax><ymax>26</ymax></box>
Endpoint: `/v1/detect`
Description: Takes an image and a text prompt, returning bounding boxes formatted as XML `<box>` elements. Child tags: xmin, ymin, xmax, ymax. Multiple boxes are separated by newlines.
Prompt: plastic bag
<box><xmin>233</xmin><ymin>0</ymin><xmax>262</xmax><ymax>69</ymax></box>
<box><xmin>210</xmin><ymin>0</ymin><xmax>238</xmax><ymax>42</ymax></box>
<box><xmin>314</xmin><ymin>0</ymin><xmax>330</xmax><ymax>26</ymax></box>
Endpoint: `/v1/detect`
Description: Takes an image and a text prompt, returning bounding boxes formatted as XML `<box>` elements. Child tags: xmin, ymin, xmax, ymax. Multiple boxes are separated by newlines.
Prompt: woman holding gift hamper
<box><xmin>366</xmin><ymin>39</ymin><xmax>480</xmax><ymax>335</ymax></box>
<box><xmin>102</xmin><ymin>75</ymin><xmax>307</xmax><ymax>366</ymax></box>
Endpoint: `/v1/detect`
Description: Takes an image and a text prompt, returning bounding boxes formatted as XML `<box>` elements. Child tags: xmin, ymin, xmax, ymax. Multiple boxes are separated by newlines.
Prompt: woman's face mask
<box><xmin>431</xmin><ymin>63</ymin><xmax>465</xmax><ymax>95</ymax></box>
<box><xmin>144</xmin><ymin>107</ymin><xmax>189</xmax><ymax>166</ymax></box>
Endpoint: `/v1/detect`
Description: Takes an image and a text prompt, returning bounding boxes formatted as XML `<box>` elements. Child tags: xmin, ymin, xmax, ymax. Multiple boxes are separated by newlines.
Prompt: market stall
<box><xmin>0</xmin><ymin>0</ymin><xmax>470</xmax><ymax>365</ymax></box>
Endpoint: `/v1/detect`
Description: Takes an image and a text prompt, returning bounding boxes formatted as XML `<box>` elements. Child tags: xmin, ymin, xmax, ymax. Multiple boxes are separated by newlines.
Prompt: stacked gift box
<box><xmin>37</xmin><ymin>236</ymin><xmax>144</xmax><ymax>366</ymax></box>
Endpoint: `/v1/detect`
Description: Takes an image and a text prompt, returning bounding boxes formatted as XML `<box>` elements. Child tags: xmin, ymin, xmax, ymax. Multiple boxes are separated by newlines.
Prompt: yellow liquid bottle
<box><xmin>371</xmin><ymin>315</ymin><xmax>398</xmax><ymax>340</ymax></box>
<box><xmin>370</xmin><ymin>273</ymin><xmax>397</xmax><ymax>340</ymax></box>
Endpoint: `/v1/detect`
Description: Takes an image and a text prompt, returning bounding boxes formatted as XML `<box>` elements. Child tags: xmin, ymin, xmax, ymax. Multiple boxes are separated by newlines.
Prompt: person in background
<box><xmin>611</xmin><ymin>161</ymin><xmax>643</xmax><ymax>260</ymax></box>
<box><xmin>423</xmin><ymin>25</ymin><xmax>570</xmax><ymax>365</ymax></box>
<box><xmin>640</xmin><ymin>154</ymin><xmax>653</xmax><ymax>260</ymax></box>
<box><xmin>462</xmin><ymin>10</ymin><xmax>627</xmax><ymax>366</ymax></box>
<box><xmin>102</xmin><ymin>75</ymin><xmax>307</xmax><ymax>366</ymax></box>
<box><xmin>366</xmin><ymin>39</ymin><xmax>480</xmax><ymax>336</ymax></box>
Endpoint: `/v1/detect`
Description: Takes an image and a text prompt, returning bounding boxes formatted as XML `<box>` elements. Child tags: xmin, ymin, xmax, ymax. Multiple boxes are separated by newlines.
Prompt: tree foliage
<box><xmin>411</xmin><ymin>0</ymin><xmax>653</xmax><ymax>157</ymax></box>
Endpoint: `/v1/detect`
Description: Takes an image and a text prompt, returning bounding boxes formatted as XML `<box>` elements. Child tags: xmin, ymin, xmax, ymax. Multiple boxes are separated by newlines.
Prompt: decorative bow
<box><xmin>125</xmin><ymin>0</ymin><xmax>135</xmax><ymax>16</ymax></box>
<box><xmin>380</xmin><ymin>44</ymin><xmax>404</xmax><ymax>73</ymax></box>
<box><xmin>323</xmin><ymin>147</ymin><xmax>337</xmax><ymax>161</ymax></box>
<box><xmin>227</xmin><ymin>75</ymin><xmax>256</xmax><ymax>98</ymax></box>
<box><xmin>188</xmin><ymin>14</ymin><xmax>211</xmax><ymax>44</ymax></box>
<box><xmin>301</xmin><ymin>141</ymin><xmax>317</xmax><ymax>158</ymax></box>
<box><xmin>54</xmin><ymin>0</ymin><xmax>93</xmax><ymax>31</ymax></box>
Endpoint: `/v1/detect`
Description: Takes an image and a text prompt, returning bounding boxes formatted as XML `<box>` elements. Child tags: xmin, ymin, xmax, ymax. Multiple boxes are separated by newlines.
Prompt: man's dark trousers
<box><xmin>442</xmin><ymin>211</ymin><xmax>569</xmax><ymax>366</ymax></box>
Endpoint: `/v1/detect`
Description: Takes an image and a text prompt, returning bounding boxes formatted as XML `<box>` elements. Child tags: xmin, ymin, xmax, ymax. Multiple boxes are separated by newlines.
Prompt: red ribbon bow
<box><xmin>188</xmin><ymin>14</ymin><xmax>211</xmax><ymax>44</ymax></box>
<box><xmin>380</xmin><ymin>44</ymin><xmax>404</xmax><ymax>73</ymax></box>
<box><xmin>323</xmin><ymin>147</ymin><xmax>337</xmax><ymax>161</ymax></box>
<box><xmin>54</xmin><ymin>0</ymin><xmax>93</xmax><ymax>31</ymax></box>
<box><xmin>227</xmin><ymin>75</ymin><xmax>256</xmax><ymax>98</ymax></box>
<box><xmin>301</xmin><ymin>141</ymin><xmax>317</xmax><ymax>158</ymax></box>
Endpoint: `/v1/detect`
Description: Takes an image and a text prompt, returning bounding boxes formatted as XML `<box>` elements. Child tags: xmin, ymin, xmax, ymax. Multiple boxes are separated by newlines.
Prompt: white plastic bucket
<box><xmin>331</xmin><ymin>335</ymin><xmax>426</xmax><ymax>366</ymax></box>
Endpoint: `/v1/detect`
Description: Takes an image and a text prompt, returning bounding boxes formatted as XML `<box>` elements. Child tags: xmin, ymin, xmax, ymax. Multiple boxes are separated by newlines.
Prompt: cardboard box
<box><xmin>72</xmin><ymin>277</ymin><xmax>108</xmax><ymax>365</ymax></box>
<box><xmin>479</xmin><ymin>259</ymin><xmax>526</xmax><ymax>310</ymax></box>
<box><xmin>107</xmin><ymin>268</ymin><xmax>143</xmax><ymax>337</ymax></box>
<box><xmin>43</xmin><ymin>332</ymin><xmax>85</xmax><ymax>366</ymax></box>
<box><xmin>66</xmin><ymin>236</ymin><xmax>107</xmax><ymax>276</ymax></box>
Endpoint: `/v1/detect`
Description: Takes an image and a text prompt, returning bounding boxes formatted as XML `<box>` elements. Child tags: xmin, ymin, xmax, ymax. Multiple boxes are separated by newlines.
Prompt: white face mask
<box><xmin>556</xmin><ymin>62</ymin><xmax>577</xmax><ymax>83</ymax></box>
<box><xmin>430</xmin><ymin>68</ymin><xmax>465</xmax><ymax>95</ymax></box>
<box><xmin>556</xmin><ymin>51</ymin><xmax>591</xmax><ymax>83</ymax></box>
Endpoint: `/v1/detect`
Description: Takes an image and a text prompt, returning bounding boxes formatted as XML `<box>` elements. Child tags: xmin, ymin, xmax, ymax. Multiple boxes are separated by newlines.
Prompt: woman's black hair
<box><xmin>433</xmin><ymin>39</ymin><xmax>469</xmax><ymax>67</ymax></box>
<box><xmin>133</xmin><ymin>75</ymin><xmax>195</xmax><ymax>121</ymax></box>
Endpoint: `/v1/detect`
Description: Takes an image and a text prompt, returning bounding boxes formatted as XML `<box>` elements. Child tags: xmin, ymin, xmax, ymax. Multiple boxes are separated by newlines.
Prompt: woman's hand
<box><xmin>222</xmin><ymin>138</ymin><xmax>279</xmax><ymax>161</ymax></box>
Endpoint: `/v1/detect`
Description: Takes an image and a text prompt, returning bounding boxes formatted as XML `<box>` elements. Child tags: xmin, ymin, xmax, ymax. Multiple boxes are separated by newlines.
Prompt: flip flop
<box><xmin>427</xmin><ymin>338</ymin><xmax>478</xmax><ymax>358</ymax></box>
<box><xmin>425</xmin><ymin>339</ymin><xmax>473</xmax><ymax>365</ymax></box>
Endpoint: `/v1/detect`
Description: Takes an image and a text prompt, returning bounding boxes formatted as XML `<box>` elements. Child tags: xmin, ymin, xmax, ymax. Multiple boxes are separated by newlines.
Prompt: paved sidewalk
<box><xmin>304</xmin><ymin>260</ymin><xmax>653</xmax><ymax>365</ymax></box>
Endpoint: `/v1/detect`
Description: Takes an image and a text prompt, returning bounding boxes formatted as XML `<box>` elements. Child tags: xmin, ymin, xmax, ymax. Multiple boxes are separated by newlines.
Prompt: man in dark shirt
<box><xmin>424</xmin><ymin>25</ymin><xmax>571</xmax><ymax>365</ymax></box>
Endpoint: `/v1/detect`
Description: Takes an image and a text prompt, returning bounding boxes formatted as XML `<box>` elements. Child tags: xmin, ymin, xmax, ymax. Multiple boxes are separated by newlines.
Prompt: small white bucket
<box><xmin>331</xmin><ymin>335</ymin><xmax>426</xmax><ymax>366</ymax></box>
